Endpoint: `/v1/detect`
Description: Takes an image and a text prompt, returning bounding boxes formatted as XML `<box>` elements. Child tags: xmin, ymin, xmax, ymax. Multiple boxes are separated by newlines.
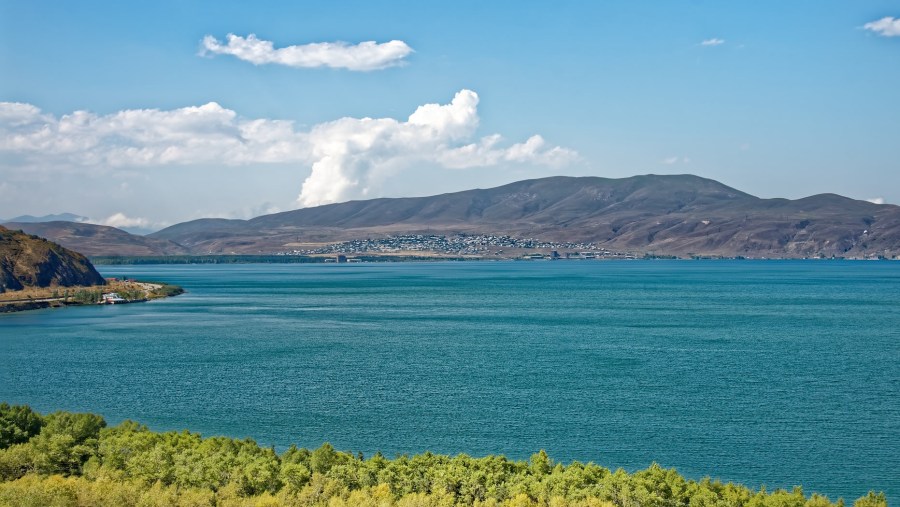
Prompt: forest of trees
<box><xmin>0</xmin><ymin>403</ymin><xmax>889</xmax><ymax>507</ymax></box>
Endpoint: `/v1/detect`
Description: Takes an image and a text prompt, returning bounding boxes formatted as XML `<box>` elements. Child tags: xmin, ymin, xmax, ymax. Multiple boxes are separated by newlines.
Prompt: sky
<box><xmin>1</xmin><ymin>1</ymin><xmax>899</xmax><ymax>231</ymax></box>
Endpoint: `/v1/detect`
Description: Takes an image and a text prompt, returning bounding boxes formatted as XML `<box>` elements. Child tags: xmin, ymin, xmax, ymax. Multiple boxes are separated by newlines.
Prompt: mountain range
<box><xmin>0</xmin><ymin>213</ymin><xmax>156</xmax><ymax>236</ymax></box>
<box><xmin>2</xmin><ymin>213</ymin><xmax>89</xmax><ymax>224</ymax></box>
<box><xmin>0</xmin><ymin>222</ymin><xmax>188</xmax><ymax>257</ymax></box>
<box><xmin>4</xmin><ymin>174</ymin><xmax>900</xmax><ymax>258</ymax></box>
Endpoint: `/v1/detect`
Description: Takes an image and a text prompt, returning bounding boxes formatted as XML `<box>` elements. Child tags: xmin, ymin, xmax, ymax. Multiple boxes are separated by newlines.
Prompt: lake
<box><xmin>1</xmin><ymin>260</ymin><xmax>898</xmax><ymax>501</ymax></box>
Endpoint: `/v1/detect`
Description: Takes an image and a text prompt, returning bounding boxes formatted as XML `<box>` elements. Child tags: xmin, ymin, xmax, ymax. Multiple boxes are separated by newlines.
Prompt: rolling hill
<box><xmin>148</xmin><ymin>174</ymin><xmax>900</xmax><ymax>258</ymax></box>
<box><xmin>1</xmin><ymin>222</ymin><xmax>189</xmax><ymax>257</ymax></box>
<box><xmin>7</xmin><ymin>175</ymin><xmax>900</xmax><ymax>258</ymax></box>
<box><xmin>2</xmin><ymin>213</ymin><xmax>89</xmax><ymax>224</ymax></box>
<box><xmin>0</xmin><ymin>213</ymin><xmax>157</xmax><ymax>235</ymax></box>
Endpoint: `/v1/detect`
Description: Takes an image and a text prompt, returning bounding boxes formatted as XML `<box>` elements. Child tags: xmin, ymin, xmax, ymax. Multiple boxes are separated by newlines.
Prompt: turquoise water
<box><xmin>1</xmin><ymin>261</ymin><xmax>898</xmax><ymax>501</ymax></box>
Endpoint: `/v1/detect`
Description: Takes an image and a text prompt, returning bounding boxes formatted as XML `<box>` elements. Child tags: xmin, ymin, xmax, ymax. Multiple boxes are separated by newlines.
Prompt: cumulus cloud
<box><xmin>866</xmin><ymin>197</ymin><xmax>885</xmax><ymax>205</ymax></box>
<box><xmin>0</xmin><ymin>101</ymin><xmax>305</xmax><ymax>167</ymax></box>
<box><xmin>863</xmin><ymin>17</ymin><xmax>900</xmax><ymax>37</ymax></box>
<box><xmin>701</xmin><ymin>38</ymin><xmax>725</xmax><ymax>46</ymax></box>
<box><xmin>201</xmin><ymin>34</ymin><xmax>413</xmax><ymax>71</ymax></box>
<box><xmin>295</xmin><ymin>90</ymin><xmax>577</xmax><ymax>206</ymax></box>
<box><xmin>93</xmin><ymin>212</ymin><xmax>157</xmax><ymax>229</ymax></box>
<box><xmin>0</xmin><ymin>91</ymin><xmax>577</xmax><ymax>208</ymax></box>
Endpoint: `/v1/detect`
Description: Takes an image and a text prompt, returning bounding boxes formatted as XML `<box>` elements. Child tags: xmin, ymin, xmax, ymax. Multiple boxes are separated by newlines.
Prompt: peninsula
<box><xmin>0</xmin><ymin>225</ymin><xmax>182</xmax><ymax>313</ymax></box>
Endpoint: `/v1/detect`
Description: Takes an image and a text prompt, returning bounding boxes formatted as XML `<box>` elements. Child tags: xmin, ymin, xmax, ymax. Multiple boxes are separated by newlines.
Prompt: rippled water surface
<box><xmin>1</xmin><ymin>261</ymin><xmax>898</xmax><ymax>501</ymax></box>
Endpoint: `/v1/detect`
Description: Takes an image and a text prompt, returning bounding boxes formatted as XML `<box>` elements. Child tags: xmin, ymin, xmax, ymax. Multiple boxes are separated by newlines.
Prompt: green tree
<box><xmin>310</xmin><ymin>442</ymin><xmax>340</xmax><ymax>475</ymax></box>
<box><xmin>280</xmin><ymin>462</ymin><xmax>312</xmax><ymax>491</ymax></box>
<box><xmin>0</xmin><ymin>443</ymin><xmax>35</xmax><ymax>481</ymax></box>
<box><xmin>0</xmin><ymin>405</ymin><xmax>882</xmax><ymax>507</ymax></box>
<box><xmin>854</xmin><ymin>492</ymin><xmax>887</xmax><ymax>507</ymax></box>
<box><xmin>30</xmin><ymin>411</ymin><xmax>106</xmax><ymax>475</ymax></box>
<box><xmin>529</xmin><ymin>450</ymin><xmax>552</xmax><ymax>476</ymax></box>
<box><xmin>0</xmin><ymin>403</ymin><xmax>43</xmax><ymax>449</ymax></box>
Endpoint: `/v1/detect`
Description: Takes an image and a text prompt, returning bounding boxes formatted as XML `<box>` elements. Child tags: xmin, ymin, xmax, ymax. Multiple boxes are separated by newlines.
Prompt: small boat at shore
<box><xmin>99</xmin><ymin>293</ymin><xmax>127</xmax><ymax>304</ymax></box>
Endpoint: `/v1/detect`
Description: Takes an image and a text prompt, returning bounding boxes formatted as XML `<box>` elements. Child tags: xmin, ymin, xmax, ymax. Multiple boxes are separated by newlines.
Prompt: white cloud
<box><xmin>866</xmin><ymin>197</ymin><xmax>885</xmax><ymax>205</ymax></box>
<box><xmin>93</xmin><ymin>212</ymin><xmax>155</xmax><ymax>229</ymax></box>
<box><xmin>701</xmin><ymin>38</ymin><xmax>725</xmax><ymax>46</ymax></box>
<box><xmin>863</xmin><ymin>17</ymin><xmax>900</xmax><ymax>37</ymax></box>
<box><xmin>0</xmin><ymin>101</ymin><xmax>306</xmax><ymax>167</ymax></box>
<box><xmin>201</xmin><ymin>34</ymin><xmax>413</xmax><ymax>71</ymax></box>
<box><xmin>79</xmin><ymin>212</ymin><xmax>168</xmax><ymax>231</ymax></box>
<box><xmin>0</xmin><ymin>91</ymin><xmax>577</xmax><ymax>208</ymax></box>
<box><xmin>295</xmin><ymin>90</ymin><xmax>577</xmax><ymax>206</ymax></box>
<box><xmin>661</xmin><ymin>156</ymin><xmax>690</xmax><ymax>165</ymax></box>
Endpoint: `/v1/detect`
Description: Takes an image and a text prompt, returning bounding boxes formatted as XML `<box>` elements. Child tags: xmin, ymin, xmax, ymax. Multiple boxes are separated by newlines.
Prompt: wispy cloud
<box><xmin>866</xmin><ymin>197</ymin><xmax>885</xmax><ymax>205</ymax></box>
<box><xmin>200</xmin><ymin>33</ymin><xmax>413</xmax><ymax>71</ymax></box>
<box><xmin>701</xmin><ymin>38</ymin><xmax>725</xmax><ymax>46</ymax></box>
<box><xmin>863</xmin><ymin>17</ymin><xmax>900</xmax><ymax>37</ymax></box>
<box><xmin>661</xmin><ymin>156</ymin><xmax>690</xmax><ymax>165</ymax></box>
<box><xmin>0</xmin><ymin>92</ymin><xmax>577</xmax><ymax>208</ymax></box>
<box><xmin>90</xmin><ymin>212</ymin><xmax>164</xmax><ymax>230</ymax></box>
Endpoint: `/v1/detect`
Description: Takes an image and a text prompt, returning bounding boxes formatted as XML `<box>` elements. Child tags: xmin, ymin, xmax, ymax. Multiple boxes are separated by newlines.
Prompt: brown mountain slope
<box><xmin>148</xmin><ymin>174</ymin><xmax>900</xmax><ymax>258</ymax></box>
<box><xmin>1</xmin><ymin>221</ymin><xmax>189</xmax><ymax>257</ymax></box>
<box><xmin>0</xmin><ymin>226</ymin><xmax>106</xmax><ymax>292</ymax></box>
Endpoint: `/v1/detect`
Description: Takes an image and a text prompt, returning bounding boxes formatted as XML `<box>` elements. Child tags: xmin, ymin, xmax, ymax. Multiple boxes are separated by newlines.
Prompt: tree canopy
<box><xmin>0</xmin><ymin>404</ymin><xmax>889</xmax><ymax>507</ymax></box>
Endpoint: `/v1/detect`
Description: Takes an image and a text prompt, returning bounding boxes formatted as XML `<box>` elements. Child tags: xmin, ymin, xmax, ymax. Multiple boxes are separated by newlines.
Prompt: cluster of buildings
<box><xmin>278</xmin><ymin>234</ymin><xmax>640</xmax><ymax>260</ymax></box>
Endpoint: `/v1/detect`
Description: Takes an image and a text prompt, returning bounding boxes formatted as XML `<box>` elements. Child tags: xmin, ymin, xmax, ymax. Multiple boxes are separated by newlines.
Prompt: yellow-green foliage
<box><xmin>0</xmin><ymin>404</ymin><xmax>888</xmax><ymax>507</ymax></box>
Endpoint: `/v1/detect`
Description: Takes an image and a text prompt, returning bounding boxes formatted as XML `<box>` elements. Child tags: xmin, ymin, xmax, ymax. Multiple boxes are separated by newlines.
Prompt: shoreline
<box><xmin>0</xmin><ymin>280</ymin><xmax>184</xmax><ymax>314</ymax></box>
<box><xmin>89</xmin><ymin>254</ymin><xmax>900</xmax><ymax>265</ymax></box>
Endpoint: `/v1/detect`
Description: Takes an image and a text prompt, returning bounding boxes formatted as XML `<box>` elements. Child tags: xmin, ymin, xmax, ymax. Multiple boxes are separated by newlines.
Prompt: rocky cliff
<box><xmin>0</xmin><ymin>225</ymin><xmax>106</xmax><ymax>292</ymax></box>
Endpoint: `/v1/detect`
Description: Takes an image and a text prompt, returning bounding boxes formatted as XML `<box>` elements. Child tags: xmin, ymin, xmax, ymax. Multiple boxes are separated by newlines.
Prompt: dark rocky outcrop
<box><xmin>0</xmin><ymin>226</ymin><xmax>106</xmax><ymax>293</ymax></box>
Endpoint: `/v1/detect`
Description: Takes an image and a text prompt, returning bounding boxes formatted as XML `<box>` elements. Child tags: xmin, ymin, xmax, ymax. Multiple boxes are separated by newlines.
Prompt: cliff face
<box><xmin>0</xmin><ymin>226</ymin><xmax>106</xmax><ymax>293</ymax></box>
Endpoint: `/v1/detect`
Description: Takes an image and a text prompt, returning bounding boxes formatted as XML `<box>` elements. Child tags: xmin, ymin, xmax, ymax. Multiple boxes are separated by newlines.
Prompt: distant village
<box><xmin>276</xmin><ymin>234</ymin><xmax>644</xmax><ymax>260</ymax></box>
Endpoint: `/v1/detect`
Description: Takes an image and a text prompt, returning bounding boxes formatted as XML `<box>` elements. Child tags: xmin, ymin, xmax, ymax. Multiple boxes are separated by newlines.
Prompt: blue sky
<box><xmin>1</xmin><ymin>1</ymin><xmax>898</xmax><ymax>229</ymax></box>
